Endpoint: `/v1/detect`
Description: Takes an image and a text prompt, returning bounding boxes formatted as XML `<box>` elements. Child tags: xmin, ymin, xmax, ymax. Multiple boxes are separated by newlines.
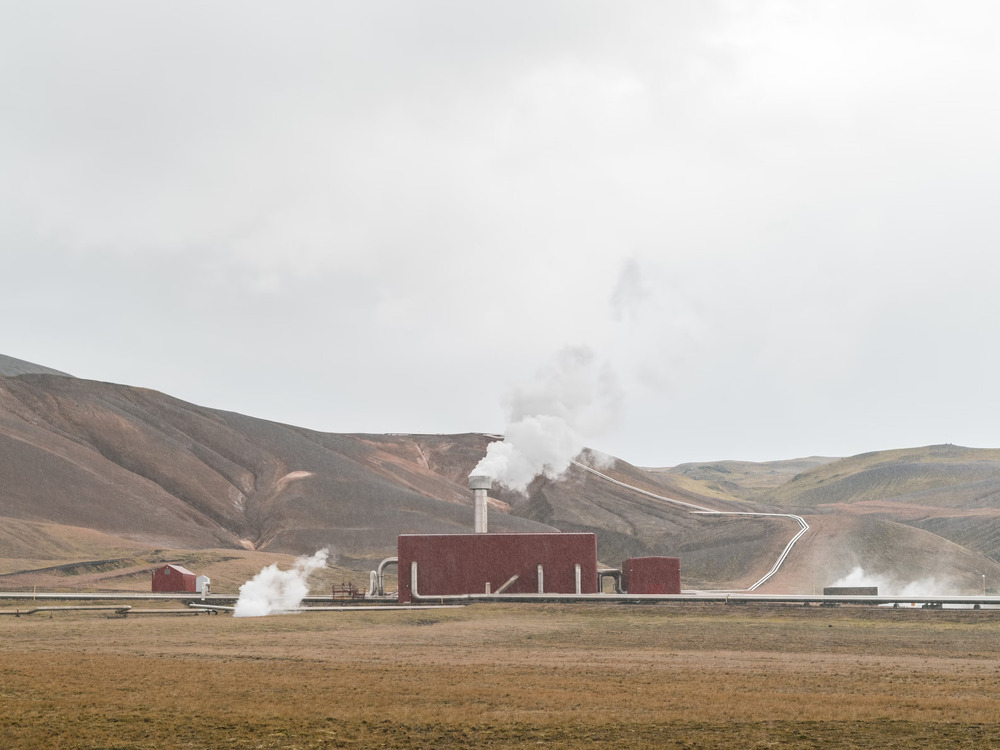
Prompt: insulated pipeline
<box><xmin>570</xmin><ymin>460</ymin><xmax>810</xmax><ymax>592</ymax></box>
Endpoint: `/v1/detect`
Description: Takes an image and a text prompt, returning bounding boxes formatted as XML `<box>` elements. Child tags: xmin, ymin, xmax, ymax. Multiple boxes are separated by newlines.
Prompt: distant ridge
<box><xmin>0</xmin><ymin>370</ymin><xmax>788</xmax><ymax>588</ymax></box>
<box><xmin>0</xmin><ymin>354</ymin><xmax>71</xmax><ymax>378</ymax></box>
<box><xmin>2</xmin><ymin>358</ymin><xmax>1000</xmax><ymax>593</ymax></box>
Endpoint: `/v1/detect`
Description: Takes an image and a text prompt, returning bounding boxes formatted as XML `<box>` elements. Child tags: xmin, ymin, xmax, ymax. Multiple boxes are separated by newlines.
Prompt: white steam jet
<box><xmin>233</xmin><ymin>548</ymin><xmax>329</xmax><ymax>617</ymax></box>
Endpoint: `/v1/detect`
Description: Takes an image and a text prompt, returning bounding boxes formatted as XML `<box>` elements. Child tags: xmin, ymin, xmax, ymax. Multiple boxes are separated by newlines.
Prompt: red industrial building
<box><xmin>151</xmin><ymin>564</ymin><xmax>198</xmax><ymax>593</ymax></box>
<box><xmin>387</xmin><ymin>474</ymin><xmax>682</xmax><ymax>603</ymax></box>
<box><xmin>397</xmin><ymin>532</ymin><xmax>599</xmax><ymax>603</ymax></box>
<box><xmin>622</xmin><ymin>556</ymin><xmax>681</xmax><ymax>595</ymax></box>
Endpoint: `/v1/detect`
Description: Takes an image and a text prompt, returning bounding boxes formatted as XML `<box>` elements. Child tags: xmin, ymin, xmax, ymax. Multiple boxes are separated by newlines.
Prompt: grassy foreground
<box><xmin>3</xmin><ymin>602</ymin><xmax>1000</xmax><ymax>748</ymax></box>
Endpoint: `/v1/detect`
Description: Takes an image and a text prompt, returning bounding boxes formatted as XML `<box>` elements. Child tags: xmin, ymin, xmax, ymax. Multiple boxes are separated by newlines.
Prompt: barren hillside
<box><xmin>664</xmin><ymin>445</ymin><xmax>1000</xmax><ymax>590</ymax></box>
<box><xmin>4</xmin><ymin>358</ymin><xmax>1000</xmax><ymax>593</ymax></box>
<box><xmin>1</xmin><ymin>366</ymin><xmax>768</xmax><ymax>586</ymax></box>
<box><xmin>0</xmin><ymin>373</ymin><xmax>557</xmax><ymax>563</ymax></box>
<box><xmin>0</xmin><ymin>354</ymin><xmax>71</xmax><ymax>378</ymax></box>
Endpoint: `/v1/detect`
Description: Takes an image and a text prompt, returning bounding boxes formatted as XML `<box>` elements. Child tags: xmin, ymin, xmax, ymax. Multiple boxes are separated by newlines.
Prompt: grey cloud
<box><xmin>3</xmin><ymin>2</ymin><xmax>1000</xmax><ymax>465</ymax></box>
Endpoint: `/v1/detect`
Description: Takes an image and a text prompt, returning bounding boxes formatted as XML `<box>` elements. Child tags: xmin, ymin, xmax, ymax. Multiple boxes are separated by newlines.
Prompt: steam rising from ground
<box><xmin>830</xmin><ymin>566</ymin><xmax>956</xmax><ymax>597</ymax></box>
<box><xmin>233</xmin><ymin>548</ymin><xmax>329</xmax><ymax>617</ymax></box>
<box><xmin>472</xmin><ymin>347</ymin><xmax>621</xmax><ymax>492</ymax></box>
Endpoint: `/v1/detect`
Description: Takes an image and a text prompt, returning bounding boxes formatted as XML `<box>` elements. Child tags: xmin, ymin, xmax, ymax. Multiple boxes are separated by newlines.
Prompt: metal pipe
<box><xmin>374</xmin><ymin>557</ymin><xmax>398</xmax><ymax>597</ymax></box>
<box><xmin>0</xmin><ymin>605</ymin><xmax>132</xmax><ymax>616</ymax></box>
<box><xmin>408</xmin><ymin>590</ymin><xmax>1000</xmax><ymax>607</ymax></box>
<box><xmin>691</xmin><ymin>511</ymin><xmax>810</xmax><ymax>591</ymax></box>
<box><xmin>572</xmin><ymin>459</ymin><xmax>811</xmax><ymax>593</ymax></box>
<box><xmin>469</xmin><ymin>475</ymin><xmax>492</xmax><ymax>533</ymax></box>
<box><xmin>189</xmin><ymin>602</ymin><xmax>465</xmax><ymax>613</ymax></box>
<box><xmin>598</xmin><ymin>569</ymin><xmax>624</xmax><ymax>594</ymax></box>
<box><xmin>495</xmin><ymin>574</ymin><xmax>519</xmax><ymax>594</ymax></box>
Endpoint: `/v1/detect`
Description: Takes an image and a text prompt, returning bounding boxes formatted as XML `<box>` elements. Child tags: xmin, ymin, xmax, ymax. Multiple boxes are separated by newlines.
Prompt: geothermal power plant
<box><xmin>10</xmin><ymin>454</ymin><xmax>996</xmax><ymax>612</ymax></box>
<box><xmin>380</xmin><ymin>474</ymin><xmax>682</xmax><ymax>603</ymax></box>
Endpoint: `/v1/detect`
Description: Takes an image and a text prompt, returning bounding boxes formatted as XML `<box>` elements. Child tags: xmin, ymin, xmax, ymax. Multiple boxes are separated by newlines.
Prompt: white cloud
<box><xmin>3</xmin><ymin>2</ymin><xmax>1000</xmax><ymax>465</ymax></box>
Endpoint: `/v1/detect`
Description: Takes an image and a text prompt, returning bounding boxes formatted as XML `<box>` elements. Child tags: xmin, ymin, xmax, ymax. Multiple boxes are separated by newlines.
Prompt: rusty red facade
<box><xmin>151</xmin><ymin>564</ymin><xmax>197</xmax><ymax>593</ymax></box>
<box><xmin>397</xmin><ymin>533</ymin><xmax>598</xmax><ymax>603</ymax></box>
<box><xmin>622</xmin><ymin>556</ymin><xmax>681</xmax><ymax>595</ymax></box>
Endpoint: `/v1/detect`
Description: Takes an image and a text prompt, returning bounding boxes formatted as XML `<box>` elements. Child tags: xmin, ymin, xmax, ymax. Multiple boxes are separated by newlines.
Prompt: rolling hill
<box><xmin>3</xmin><ymin>355</ymin><xmax>1000</xmax><ymax>594</ymax></box>
<box><xmin>758</xmin><ymin>444</ymin><xmax>1000</xmax><ymax>510</ymax></box>
<box><xmin>0</xmin><ymin>373</ymin><xmax>555</xmax><ymax>557</ymax></box>
<box><xmin>663</xmin><ymin>445</ymin><xmax>1000</xmax><ymax>592</ymax></box>
<box><xmin>0</xmin><ymin>353</ymin><xmax>71</xmax><ymax>378</ymax></box>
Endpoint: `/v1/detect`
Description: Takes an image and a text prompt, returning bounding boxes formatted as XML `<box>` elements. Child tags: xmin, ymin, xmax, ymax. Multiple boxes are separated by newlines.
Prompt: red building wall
<box><xmin>151</xmin><ymin>564</ymin><xmax>197</xmax><ymax>593</ymax></box>
<box><xmin>622</xmin><ymin>557</ymin><xmax>681</xmax><ymax>595</ymax></box>
<box><xmin>397</xmin><ymin>533</ymin><xmax>598</xmax><ymax>603</ymax></box>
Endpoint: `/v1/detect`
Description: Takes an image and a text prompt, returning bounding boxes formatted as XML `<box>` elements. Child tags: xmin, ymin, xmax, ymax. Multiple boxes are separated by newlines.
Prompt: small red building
<box><xmin>622</xmin><ymin>556</ymin><xmax>681</xmax><ymax>595</ymax></box>
<box><xmin>152</xmin><ymin>564</ymin><xmax>198</xmax><ymax>593</ymax></box>
<box><xmin>397</xmin><ymin>533</ymin><xmax>599</xmax><ymax>604</ymax></box>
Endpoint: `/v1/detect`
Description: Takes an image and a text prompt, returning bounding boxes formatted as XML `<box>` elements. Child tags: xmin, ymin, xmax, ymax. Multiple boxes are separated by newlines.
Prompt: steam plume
<box><xmin>233</xmin><ymin>548</ymin><xmax>329</xmax><ymax>617</ymax></box>
<box><xmin>472</xmin><ymin>346</ymin><xmax>621</xmax><ymax>492</ymax></box>
<box><xmin>830</xmin><ymin>566</ymin><xmax>954</xmax><ymax>597</ymax></box>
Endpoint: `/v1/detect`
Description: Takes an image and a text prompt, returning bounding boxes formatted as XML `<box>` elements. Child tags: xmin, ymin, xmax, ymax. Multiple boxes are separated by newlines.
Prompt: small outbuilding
<box><xmin>823</xmin><ymin>586</ymin><xmax>878</xmax><ymax>596</ymax></box>
<box><xmin>622</xmin><ymin>556</ymin><xmax>682</xmax><ymax>595</ymax></box>
<box><xmin>152</xmin><ymin>564</ymin><xmax>198</xmax><ymax>593</ymax></box>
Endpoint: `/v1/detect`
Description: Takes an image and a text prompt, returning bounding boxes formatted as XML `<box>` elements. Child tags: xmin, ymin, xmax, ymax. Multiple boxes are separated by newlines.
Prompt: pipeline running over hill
<box><xmin>569</xmin><ymin>460</ymin><xmax>809</xmax><ymax>591</ymax></box>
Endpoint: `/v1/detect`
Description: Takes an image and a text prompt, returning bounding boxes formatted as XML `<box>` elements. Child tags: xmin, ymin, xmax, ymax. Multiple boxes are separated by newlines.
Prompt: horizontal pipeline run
<box><xmin>411</xmin><ymin>591</ymin><xmax>1000</xmax><ymax>608</ymax></box>
<box><xmin>0</xmin><ymin>605</ymin><xmax>132</xmax><ymax>616</ymax></box>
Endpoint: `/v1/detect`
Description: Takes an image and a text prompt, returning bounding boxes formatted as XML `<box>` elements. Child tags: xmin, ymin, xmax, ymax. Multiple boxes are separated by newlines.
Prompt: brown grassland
<box><xmin>3</xmin><ymin>602</ymin><xmax>1000</xmax><ymax>748</ymax></box>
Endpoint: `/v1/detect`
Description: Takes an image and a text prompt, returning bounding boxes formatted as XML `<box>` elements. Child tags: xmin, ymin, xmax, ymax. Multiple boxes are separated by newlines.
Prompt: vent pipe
<box><xmin>469</xmin><ymin>475</ymin><xmax>492</xmax><ymax>533</ymax></box>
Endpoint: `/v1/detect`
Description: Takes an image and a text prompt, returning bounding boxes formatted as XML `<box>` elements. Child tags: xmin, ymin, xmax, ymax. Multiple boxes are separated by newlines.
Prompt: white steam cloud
<box><xmin>233</xmin><ymin>548</ymin><xmax>329</xmax><ymax>617</ymax></box>
<box><xmin>830</xmin><ymin>566</ymin><xmax>954</xmax><ymax>598</ymax></box>
<box><xmin>472</xmin><ymin>347</ymin><xmax>621</xmax><ymax>492</ymax></box>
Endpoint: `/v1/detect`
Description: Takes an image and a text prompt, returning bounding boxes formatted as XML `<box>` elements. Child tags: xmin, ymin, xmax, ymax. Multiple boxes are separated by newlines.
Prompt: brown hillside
<box><xmin>0</xmin><ymin>374</ymin><xmax>555</xmax><ymax>564</ymax></box>
<box><xmin>4</xmin><ymin>366</ymin><xmax>1000</xmax><ymax>595</ymax></box>
<box><xmin>511</xmin><ymin>459</ymin><xmax>798</xmax><ymax>589</ymax></box>
<box><xmin>0</xmin><ymin>371</ymin><xmax>796</xmax><ymax>589</ymax></box>
<box><xmin>666</xmin><ymin>446</ymin><xmax>1000</xmax><ymax>564</ymax></box>
<box><xmin>0</xmin><ymin>354</ymin><xmax>71</xmax><ymax>377</ymax></box>
<box><xmin>760</xmin><ymin>515</ymin><xmax>1000</xmax><ymax>597</ymax></box>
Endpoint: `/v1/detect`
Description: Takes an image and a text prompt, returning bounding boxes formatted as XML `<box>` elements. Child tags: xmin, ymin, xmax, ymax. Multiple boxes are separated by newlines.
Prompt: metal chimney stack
<box><xmin>469</xmin><ymin>475</ymin><xmax>492</xmax><ymax>533</ymax></box>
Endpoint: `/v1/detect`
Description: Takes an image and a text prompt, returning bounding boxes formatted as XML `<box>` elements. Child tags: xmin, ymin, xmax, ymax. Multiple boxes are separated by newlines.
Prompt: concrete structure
<box><xmin>196</xmin><ymin>575</ymin><xmax>211</xmax><ymax>596</ymax></box>
<box><xmin>622</xmin><ymin>557</ymin><xmax>681</xmax><ymax>595</ymax></box>
<box><xmin>151</xmin><ymin>564</ymin><xmax>197</xmax><ymax>593</ymax></box>
<box><xmin>397</xmin><ymin>532</ymin><xmax>599</xmax><ymax>603</ymax></box>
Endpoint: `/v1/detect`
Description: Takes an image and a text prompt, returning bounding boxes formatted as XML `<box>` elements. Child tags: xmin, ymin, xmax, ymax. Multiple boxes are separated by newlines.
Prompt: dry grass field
<box><xmin>4</xmin><ymin>602</ymin><xmax>1000</xmax><ymax>748</ymax></box>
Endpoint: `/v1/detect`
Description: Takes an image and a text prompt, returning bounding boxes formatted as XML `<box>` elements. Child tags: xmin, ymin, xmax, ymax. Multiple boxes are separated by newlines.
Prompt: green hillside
<box><xmin>760</xmin><ymin>445</ymin><xmax>1000</xmax><ymax>509</ymax></box>
<box><xmin>663</xmin><ymin>456</ymin><xmax>837</xmax><ymax>501</ymax></box>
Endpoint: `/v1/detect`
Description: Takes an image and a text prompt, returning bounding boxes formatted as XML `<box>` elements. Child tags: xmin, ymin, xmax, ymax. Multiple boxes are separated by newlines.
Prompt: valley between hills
<box><xmin>3</xmin><ymin>353</ymin><xmax>1000</xmax><ymax>596</ymax></box>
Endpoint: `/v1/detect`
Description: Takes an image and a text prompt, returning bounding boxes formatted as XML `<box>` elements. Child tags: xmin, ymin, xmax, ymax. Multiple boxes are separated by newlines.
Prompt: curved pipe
<box><xmin>571</xmin><ymin>460</ymin><xmax>810</xmax><ymax>593</ymax></box>
<box><xmin>598</xmin><ymin>569</ymin><xmax>625</xmax><ymax>594</ymax></box>
<box><xmin>691</xmin><ymin>511</ymin><xmax>810</xmax><ymax>590</ymax></box>
<box><xmin>375</xmin><ymin>557</ymin><xmax>398</xmax><ymax>597</ymax></box>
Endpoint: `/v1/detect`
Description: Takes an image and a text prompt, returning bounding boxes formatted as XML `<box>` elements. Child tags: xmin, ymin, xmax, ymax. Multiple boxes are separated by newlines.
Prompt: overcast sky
<box><xmin>3</xmin><ymin>1</ymin><xmax>1000</xmax><ymax>467</ymax></box>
